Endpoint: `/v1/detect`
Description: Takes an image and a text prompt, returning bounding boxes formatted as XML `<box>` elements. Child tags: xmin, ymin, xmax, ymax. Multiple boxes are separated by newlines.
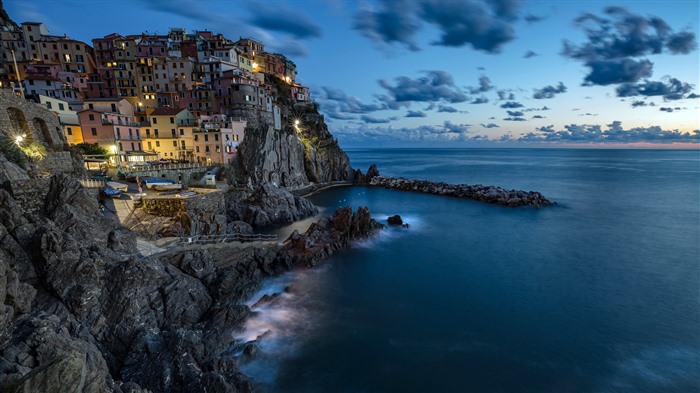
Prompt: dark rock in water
<box><xmin>243</xmin><ymin>342</ymin><xmax>258</xmax><ymax>357</ymax></box>
<box><xmin>225</xmin><ymin>182</ymin><xmax>319</xmax><ymax>227</ymax></box>
<box><xmin>354</xmin><ymin>164</ymin><xmax>381</xmax><ymax>185</ymax></box>
<box><xmin>252</xmin><ymin>293</ymin><xmax>281</xmax><ymax>308</ymax></box>
<box><xmin>276</xmin><ymin>206</ymin><xmax>385</xmax><ymax>269</ymax></box>
<box><xmin>369</xmin><ymin>176</ymin><xmax>556</xmax><ymax>208</ymax></box>
<box><xmin>387</xmin><ymin>215</ymin><xmax>403</xmax><ymax>226</ymax></box>
<box><xmin>365</xmin><ymin>164</ymin><xmax>380</xmax><ymax>181</ymax></box>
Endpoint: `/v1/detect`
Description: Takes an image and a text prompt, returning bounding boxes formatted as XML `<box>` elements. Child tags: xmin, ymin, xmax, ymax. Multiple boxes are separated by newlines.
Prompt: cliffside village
<box><xmin>0</xmin><ymin>20</ymin><xmax>312</xmax><ymax>168</ymax></box>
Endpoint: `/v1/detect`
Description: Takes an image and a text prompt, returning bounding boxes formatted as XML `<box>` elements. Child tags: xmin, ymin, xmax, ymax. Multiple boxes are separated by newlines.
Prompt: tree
<box><xmin>74</xmin><ymin>142</ymin><xmax>108</xmax><ymax>156</ymax></box>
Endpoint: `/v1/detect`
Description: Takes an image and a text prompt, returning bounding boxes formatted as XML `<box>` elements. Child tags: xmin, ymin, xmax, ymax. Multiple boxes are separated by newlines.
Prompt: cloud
<box><xmin>361</xmin><ymin>115</ymin><xmax>394</xmax><ymax>123</ymax></box>
<box><xmin>659</xmin><ymin>107</ymin><xmax>674</xmax><ymax>112</ymax></box>
<box><xmin>563</xmin><ymin>7</ymin><xmax>697</xmax><ymax>61</ymax></box>
<box><xmin>353</xmin><ymin>0</ymin><xmax>520</xmax><ymax>53</ymax></box>
<box><xmin>320</xmin><ymin>86</ymin><xmax>385</xmax><ymax>114</ymax></box>
<box><xmin>582</xmin><ymin>58</ymin><xmax>654</xmax><ymax>86</ymax></box>
<box><xmin>563</xmin><ymin>7</ymin><xmax>697</xmax><ymax>87</ymax></box>
<box><xmin>507</xmin><ymin>110</ymin><xmax>524</xmax><ymax>117</ymax></box>
<box><xmin>500</xmin><ymin>101</ymin><xmax>524</xmax><ymax>108</ymax></box>
<box><xmin>354</xmin><ymin>0</ymin><xmax>420</xmax><ymax>51</ymax></box>
<box><xmin>406</xmin><ymin>110</ymin><xmax>427</xmax><ymax>118</ymax></box>
<box><xmin>687</xmin><ymin>93</ymin><xmax>700</xmax><ymax>99</ymax></box>
<box><xmin>469</xmin><ymin>75</ymin><xmax>493</xmax><ymax>93</ymax></box>
<box><xmin>616</xmin><ymin>77</ymin><xmax>695</xmax><ymax>100</ymax></box>
<box><xmin>334</xmin><ymin>120</ymin><xmax>481</xmax><ymax>145</ymax></box>
<box><xmin>481</xmin><ymin>123</ymin><xmax>500</xmax><ymax>128</ymax></box>
<box><xmin>524</xmin><ymin>50</ymin><xmax>538</xmax><ymax>58</ymax></box>
<box><xmin>437</xmin><ymin>105</ymin><xmax>458</xmax><ymax>113</ymax></box>
<box><xmin>503</xmin><ymin>117</ymin><xmax>527</xmax><ymax>121</ymax></box>
<box><xmin>471</xmin><ymin>97</ymin><xmax>489</xmax><ymax>104</ymax></box>
<box><xmin>248</xmin><ymin>5</ymin><xmax>322</xmax><ymax>39</ymax></box>
<box><xmin>497</xmin><ymin>90</ymin><xmax>516</xmax><ymax>100</ymax></box>
<box><xmin>138</xmin><ymin>0</ymin><xmax>212</xmax><ymax>22</ymax></box>
<box><xmin>520</xmin><ymin>121</ymin><xmax>699</xmax><ymax>143</ymax></box>
<box><xmin>378</xmin><ymin>70</ymin><xmax>469</xmax><ymax>105</ymax></box>
<box><xmin>524</xmin><ymin>14</ymin><xmax>546</xmax><ymax>24</ymax></box>
<box><xmin>533</xmin><ymin>82</ymin><xmax>567</xmax><ymax>99</ymax></box>
<box><xmin>532</xmin><ymin>115</ymin><xmax>545</xmax><ymax>119</ymax></box>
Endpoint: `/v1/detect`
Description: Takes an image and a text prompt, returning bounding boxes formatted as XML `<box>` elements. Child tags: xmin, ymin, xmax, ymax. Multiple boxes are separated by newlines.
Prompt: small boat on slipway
<box><xmin>140</xmin><ymin>177</ymin><xmax>176</xmax><ymax>189</ymax></box>
<box><xmin>154</xmin><ymin>183</ymin><xmax>183</xmax><ymax>191</ymax></box>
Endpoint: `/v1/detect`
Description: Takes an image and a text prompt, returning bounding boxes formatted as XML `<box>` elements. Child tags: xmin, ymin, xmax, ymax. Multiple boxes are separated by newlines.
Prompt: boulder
<box><xmin>387</xmin><ymin>215</ymin><xmax>403</xmax><ymax>226</ymax></box>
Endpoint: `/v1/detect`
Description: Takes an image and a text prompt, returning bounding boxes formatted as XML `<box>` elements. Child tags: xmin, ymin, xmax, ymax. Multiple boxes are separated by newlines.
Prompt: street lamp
<box><xmin>14</xmin><ymin>135</ymin><xmax>24</xmax><ymax>145</ymax></box>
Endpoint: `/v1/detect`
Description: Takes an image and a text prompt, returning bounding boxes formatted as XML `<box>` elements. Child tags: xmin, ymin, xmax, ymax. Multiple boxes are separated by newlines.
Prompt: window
<box><xmin>172</xmin><ymin>140</ymin><xmax>177</xmax><ymax>147</ymax></box>
<box><xmin>119</xmin><ymin>142</ymin><xmax>123</xmax><ymax>151</ymax></box>
<box><xmin>169</xmin><ymin>117</ymin><xmax>174</xmax><ymax>124</ymax></box>
<box><xmin>204</xmin><ymin>134</ymin><xmax>209</xmax><ymax>142</ymax></box>
<box><xmin>155</xmin><ymin>141</ymin><xmax>160</xmax><ymax>147</ymax></box>
<box><xmin>91</xmin><ymin>127</ymin><xmax>97</xmax><ymax>136</ymax></box>
<box><xmin>216</xmin><ymin>145</ymin><xmax>220</xmax><ymax>153</ymax></box>
<box><xmin>128</xmin><ymin>129</ymin><xmax>133</xmax><ymax>138</ymax></box>
<box><xmin>58</xmin><ymin>103</ymin><xmax>65</xmax><ymax>110</ymax></box>
<box><xmin>46</xmin><ymin>101</ymin><xmax>52</xmax><ymax>109</ymax></box>
<box><xmin>145</xmin><ymin>129</ymin><xmax>150</xmax><ymax>137</ymax></box>
<box><xmin>116</xmin><ymin>128</ymin><xmax>121</xmax><ymax>139</ymax></box>
<box><xmin>214</xmin><ymin>134</ymin><xmax>219</xmax><ymax>141</ymax></box>
<box><xmin>66</xmin><ymin>127</ymin><xmax>72</xmax><ymax>135</ymax></box>
<box><xmin>194</xmin><ymin>135</ymin><xmax>198</xmax><ymax>141</ymax></box>
<box><xmin>88</xmin><ymin>104</ymin><xmax>94</xmax><ymax>109</ymax></box>
<box><xmin>111</xmin><ymin>104</ymin><xmax>116</xmax><ymax>112</ymax></box>
<box><xmin>131</xmin><ymin>142</ymin><xmax>135</xmax><ymax>150</ymax></box>
<box><xmin>171</xmin><ymin>129</ymin><xmax>176</xmax><ymax>137</ymax></box>
<box><xmin>147</xmin><ymin>141</ymin><xmax>152</xmax><ymax>149</ymax></box>
<box><xmin>196</xmin><ymin>146</ymin><xmax>200</xmax><ymax>153</ymax></box>
<box><xmin>88</xmin><ymin>114</ymin><xmax>95</xmax><ymax>121</ymax></box>
<box><xmin>205</xmin><ymin>146</ymin><xmax>210</xmax><ymax>152</ymax></box>
<box><xmin>179</xmin><ymin>129</ymin><xmax>184</xmax><ymax>136</ymax></box>
<box><xmin>152</xmin><ymin>118</ymin><xmax>157</xmax><ymax>124</ymax></box>
<box><xmin>63</xmin><ymin>43</ymin><xmax>68</xmax><ymax>50</ymax></box>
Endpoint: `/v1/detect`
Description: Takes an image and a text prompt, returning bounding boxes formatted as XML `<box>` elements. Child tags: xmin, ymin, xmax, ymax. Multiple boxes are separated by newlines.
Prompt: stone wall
<box><xmin>0</xmin><ymin>91</ymin><xmax>66</xmax><ymax>149</ymax></box>
<box><xmin>35</xmin><ymin>151</ymin><xmax>76</xmax><ymax>174</ymax></box>
<box><xmin>6</xmin><ymin>177</ymin><xmax>53</xmax><ymax>214</ymax></box>
<box><xmin>140</xmin><ymin>190</ymin><xmax>225</xmax><ymax>218</ymax></box>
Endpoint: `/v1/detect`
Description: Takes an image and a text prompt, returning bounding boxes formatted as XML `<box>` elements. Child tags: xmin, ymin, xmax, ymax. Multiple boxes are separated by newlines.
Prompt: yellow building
<box><xmin>143</xmin><ymin>108</ymin><xmax>196</xmax><ymax>160</ymax></box>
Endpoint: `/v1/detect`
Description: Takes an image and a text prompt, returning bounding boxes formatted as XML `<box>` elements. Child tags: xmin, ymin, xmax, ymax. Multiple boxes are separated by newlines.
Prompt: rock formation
<box><xmin>353</xmin><ymin>163</ymin><xmax>380</xmax><ymax>185</ymax></box>
<box><xmin>369</xmin><ymin>176</ymin><xmax>556</xmax><ymax>208</ymax></box>
<box><xmin>276</xmin><ymin>206</ymin><xmax>385</xmax><ymax>269</ymax></box>
<box><xmin>226</xmin><ymin>182</ymin><xmax>319</xmax><ymax>227</ymax></box>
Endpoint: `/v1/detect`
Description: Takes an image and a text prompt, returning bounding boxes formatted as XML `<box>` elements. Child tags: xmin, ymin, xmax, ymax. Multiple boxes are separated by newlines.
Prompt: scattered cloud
<box><xmin>321</xmin><ymin>86</ymin><xmax>385</xmax><ymax>115</ymax></box>
<box><xmin>616</xmin><ymin>77</ymin><xmax>695</xmax><ymax>100</ymax></box>
<box><xmin>378</xmin><ymin>70</ymin><xmax>469</xmax><ymax>107</ymax></box>
<box><xmin>406</xmin><ymin>110</ymin><xmax>427</xmax><ymax>118</ymax></box>
<box><xmin>361</xmin><ymin>115</ymin><xmax>394</xmax><ymax>123</ymax></box>
<box><xmin>500</xmin><ymin>101</ymin><xmax>524</xmax><ymax>108</ymax></box>
<box><xmin>481</xmin><ymin>123</ymin><xmax>500</xmax><ymax>128</ymax></box>
<box><xmin>469</xmin><ymin>75</ymin><xmax>493</xmax><ymax>94</ymax></box>
<box><xmin>471</xmin><ymin>97</ymin><xmax>489</xmax><ymax>104</ymax></box>
<box><xmin>563</xmin><ymin>7</ymin><xmax>697</xmax><ymax>87</ymax></box>
<box><xmin>533</xmin><ymin>115</ymin><xmax>546</xmax><ymax>119</ymax></box>
<box><xmin>504</xmin><ymin>117</ymin><xmax>527</xmax><ymax>121</ymax></box>
<box><xmin>524</xmin><ymin>50</ymin><xmax>538</xmax><ymax>58</ymax></box>
<box><xmin>353</xmin><ymin>0</ymin><xmax>520</xmax><ymax>53</ymax></box>
<box><xmin>524</xmin><ymin>14</ymin><xmax>546</xmax><ymax>24</ymax></box>
<box><xmin>497</xmin><ymin>90</ymin><xmax>516</xmax><ymax>100</ymax></box>
<box><xmin>520</xmin><ymin>121</ymin><xmax>700</xmax><ymax>143</ymax></box>
<box><xmin>507</xmin><ymin>110</ymin><xmax>524</xmax><ymax>117</ymax></box>
<box><xmin>533</xmin><ymin>82</ymin><xmax>567</xmax><ymax>99</ymax></box>
<box><xmin>659</xmin><ymin>107</ymin><xmax>674</xmax><ymax>112</ymax></box>
<box><xmin>248</xmin><ymin>5</ymin><xmax>321</xmax><ymax>39</ymax></box>
<box><xmin>437</xmin><ymin>105</ymin><xmax>458</xmax><ymax>113</ymax></box>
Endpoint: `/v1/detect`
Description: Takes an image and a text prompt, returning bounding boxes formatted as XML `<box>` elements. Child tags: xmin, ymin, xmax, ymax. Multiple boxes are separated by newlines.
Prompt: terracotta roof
<box><xmin>149</xmin><ymin>107</ymin><xmax>184</xmax><ymax>116</ymax></box>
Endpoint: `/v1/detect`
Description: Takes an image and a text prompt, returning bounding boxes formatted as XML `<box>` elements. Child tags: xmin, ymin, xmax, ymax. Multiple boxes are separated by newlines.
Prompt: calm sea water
<box><xmin>237</xmin><ymin>148</ymin><xmax>700</xmax><ymax>393</ymax></box>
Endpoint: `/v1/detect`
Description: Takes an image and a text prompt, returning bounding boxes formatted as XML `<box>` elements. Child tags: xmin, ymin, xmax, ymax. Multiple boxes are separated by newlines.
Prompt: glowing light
<box><xmin>14</xmin><ymin>135</ymin><xmax>23</xmax><ymax>144</ymax></box>
<box><xmin>294</xmin><ymin>120</ymin><xmax>300</xmax><ymax>126</ymax></box>
<box><xmin>111</xmin><ymin>145</ymin><xmax>118</xmax><ymax>153</ymax></box>
<box><xmin>252</xmin><ymin>62</ymin><xmax>258</xmax><ymax>69</ymax></box>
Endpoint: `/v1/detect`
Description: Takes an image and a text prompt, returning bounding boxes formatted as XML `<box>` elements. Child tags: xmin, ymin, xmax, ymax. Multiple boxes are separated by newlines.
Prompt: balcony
<box><xmin>177</xmin><ymin>119</ymin><xmax>197</xmax><ymax>126</ymax></box>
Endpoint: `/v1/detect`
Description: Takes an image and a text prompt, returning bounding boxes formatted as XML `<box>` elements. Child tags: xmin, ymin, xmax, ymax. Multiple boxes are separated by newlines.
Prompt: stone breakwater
<box><xmin>369</xmin><ymin>176</ymin><xmax>555</xmax><ymax>207</ymax></box>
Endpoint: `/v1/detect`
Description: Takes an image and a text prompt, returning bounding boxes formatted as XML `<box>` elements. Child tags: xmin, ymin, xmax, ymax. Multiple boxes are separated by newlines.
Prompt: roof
<box><xmin>84</xmin><ymin>98</ymin><xmax>125</xmax><ymax>102</ymax></box>
<box><xmin>149</xmin><ymin>108</ymin><xmax>185</xmax><ymax>116</ymax></box>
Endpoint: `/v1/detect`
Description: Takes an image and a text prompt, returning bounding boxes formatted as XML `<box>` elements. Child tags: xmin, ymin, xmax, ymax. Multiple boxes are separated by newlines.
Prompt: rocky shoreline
<box><xmin>368</xmin><ymin>176</ymin><xmax>556</xmax><ymax>207</ymax></box>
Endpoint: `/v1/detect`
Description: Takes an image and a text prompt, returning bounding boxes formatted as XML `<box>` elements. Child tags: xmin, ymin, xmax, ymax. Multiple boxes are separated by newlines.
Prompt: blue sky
<box><xmin>7</xmin><ymin>0</ymin><xmax>700</xmax><ymax>147</ymax></box>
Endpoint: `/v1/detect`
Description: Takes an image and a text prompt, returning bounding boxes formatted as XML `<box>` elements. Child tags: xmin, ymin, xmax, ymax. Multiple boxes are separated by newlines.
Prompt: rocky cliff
<box><xmin>227</xmin><ymin>76</ymin><xmax>354</xmax><ymax>189</ymax></box>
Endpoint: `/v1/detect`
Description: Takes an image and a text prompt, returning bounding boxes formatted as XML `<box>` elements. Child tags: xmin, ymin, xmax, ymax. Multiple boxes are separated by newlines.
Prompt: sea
<box><xmin>235</xmin><ymin>148</ymin><xmax>700</xmax><ymax>393</ymax></box>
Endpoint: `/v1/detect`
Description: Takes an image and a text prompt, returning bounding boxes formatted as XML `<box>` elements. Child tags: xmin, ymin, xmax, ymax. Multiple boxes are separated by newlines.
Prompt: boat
<box><xmin>140</xmin><ymin>177</ymin><xmax>176</xmax><ymax>189</ymax></box>
<box><xmin>102</xmin><ymin>186</ymin><xmax>122</xmax><ymax>198</ymax></box>
<box><xmin>154</xmin><ymin>183</ymin><xmax>183</xmax><ymax>191</ymax></box>
<box><xmin>106</xmin><ymin>181</ymin><xmax>129</xmax><ymax>192</ymax></box>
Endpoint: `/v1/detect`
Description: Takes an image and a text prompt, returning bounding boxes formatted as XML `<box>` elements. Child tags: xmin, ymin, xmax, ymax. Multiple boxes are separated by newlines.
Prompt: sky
<box><xmin>6</xmin><ymin>0</ymin><xmax>700</xmax><ymax>148</ymax></box>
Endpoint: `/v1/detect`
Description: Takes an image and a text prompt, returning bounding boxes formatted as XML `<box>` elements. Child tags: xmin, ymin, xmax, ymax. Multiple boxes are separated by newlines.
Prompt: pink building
<box><xmin>78</xmin><ymin>109</ymin><xmax>143</xmax><ymax>166</ymax></box>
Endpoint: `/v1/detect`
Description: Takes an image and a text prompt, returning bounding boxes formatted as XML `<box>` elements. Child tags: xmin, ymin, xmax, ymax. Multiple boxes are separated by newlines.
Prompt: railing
<box><xmin>127</xmin><ymin>162</ymin><xmax>207</xmax><ymax>172</ymax></box>
<box><xmin>177</xmin><ymin>233</ymin><xmax>278</xmax><ymax>246</ymax></box>
<box><xmin>80</xmin><ymin>179</ymin><xmax>106</xmax><ymax>188</ymax></box>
